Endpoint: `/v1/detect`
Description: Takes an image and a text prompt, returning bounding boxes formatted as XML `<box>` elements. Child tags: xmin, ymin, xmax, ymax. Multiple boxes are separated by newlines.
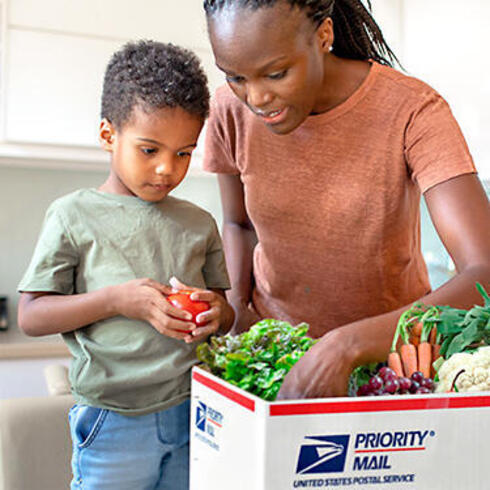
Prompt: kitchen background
<box><xmin>0</xmin><ymin>0</ymin><xmax>489</xmax><ymax>397</ymax></box>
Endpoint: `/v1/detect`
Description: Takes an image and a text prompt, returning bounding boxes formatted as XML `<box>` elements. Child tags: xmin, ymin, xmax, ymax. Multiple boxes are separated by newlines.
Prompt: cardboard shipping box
<box><xmin>190</xmin><ymin>366</ymin><xmax>489</xmax><ymax>490</ymax></box>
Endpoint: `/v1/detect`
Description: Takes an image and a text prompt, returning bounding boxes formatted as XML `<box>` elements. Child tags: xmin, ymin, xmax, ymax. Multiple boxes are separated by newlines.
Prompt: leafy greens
<box><xmin>196</xmin><ymin>319</ymin><xmax>317</xmax><ymax>401</ymax></box>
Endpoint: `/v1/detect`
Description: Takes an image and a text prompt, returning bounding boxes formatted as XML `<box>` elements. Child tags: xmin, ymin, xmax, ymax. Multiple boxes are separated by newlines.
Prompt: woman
<box><xmin>201</xmin><ymin>0</ymin><xmax>490</xmax><ymax>398</ymax></box>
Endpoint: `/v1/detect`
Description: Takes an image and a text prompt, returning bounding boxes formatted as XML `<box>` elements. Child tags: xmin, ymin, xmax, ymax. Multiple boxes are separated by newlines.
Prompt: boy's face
<box><xmin>99</xmin><ymin>105</ymin><xmax>203</xmax><ymax>202</ymax></box>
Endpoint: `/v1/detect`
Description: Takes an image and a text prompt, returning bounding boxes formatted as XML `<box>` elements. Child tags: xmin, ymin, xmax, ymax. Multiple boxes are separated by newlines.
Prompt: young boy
<box><xmin>17</xmin><ymin>40</ymin><xmax>234</xmax><ymax>490</ymax></box>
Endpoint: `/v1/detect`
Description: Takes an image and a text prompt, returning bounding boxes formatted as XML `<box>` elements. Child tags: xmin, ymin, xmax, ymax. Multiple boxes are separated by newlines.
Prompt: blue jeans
<box><xmin>68</xmin><ymin>399</ymin><xmax>190</xmax><ymax>490</ymax></box>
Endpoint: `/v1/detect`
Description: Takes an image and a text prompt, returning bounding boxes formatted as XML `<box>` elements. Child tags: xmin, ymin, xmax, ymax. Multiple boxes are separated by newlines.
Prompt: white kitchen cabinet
<box><xmin>0</xmin><ymin>0</ymin><xmax>221</xmax><ymax>163</ymax></box>
<box><xmin>8</xmin><ymin>0</ymin><xmax>209</xmax><ymax>50</ymax></box>
<box><xmin>5</xmin><ymin>28</ymin><xmax>119</xmax><ymax>146</ymax></box>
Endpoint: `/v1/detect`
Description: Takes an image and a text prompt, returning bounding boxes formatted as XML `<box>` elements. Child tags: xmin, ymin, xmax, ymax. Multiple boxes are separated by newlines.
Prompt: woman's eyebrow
<box><xmin>217</xmin><ymin>56</ymin><xmax>288</xmax><ymax>75</ymax></box>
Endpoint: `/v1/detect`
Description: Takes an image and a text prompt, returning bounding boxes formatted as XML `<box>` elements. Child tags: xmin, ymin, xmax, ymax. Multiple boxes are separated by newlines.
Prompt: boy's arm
<box><xmin>18</xmin><ymin>278</ymin><xmax>197</xmax><ymax>338</ymax></box>
<box><xmin>18</xmin><ymin>290</ymin><xmax>116</xmax><ymax>336</ymax></box>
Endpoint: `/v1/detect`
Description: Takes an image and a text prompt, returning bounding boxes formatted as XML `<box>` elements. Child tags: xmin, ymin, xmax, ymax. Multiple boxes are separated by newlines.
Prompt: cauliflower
<box><xmin>435</xmin><ymin>346</ymin><xmax>490</xmax><ymax>393</ymax></box>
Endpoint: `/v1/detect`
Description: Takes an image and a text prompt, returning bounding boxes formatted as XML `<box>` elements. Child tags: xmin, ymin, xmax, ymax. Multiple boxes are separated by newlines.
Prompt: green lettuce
<box><xmin>196</xmin><ymin>319</ymin><xmax>317</xmax><ymax>401</ymax></box>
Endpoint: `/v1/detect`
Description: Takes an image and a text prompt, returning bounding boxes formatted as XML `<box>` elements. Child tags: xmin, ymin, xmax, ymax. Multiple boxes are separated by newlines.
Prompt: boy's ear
<box><xmin>99</xmin><ymin>118</ymin><xmax>116</xmax><ymax>152</ymax></box>
<box><xmin>317</xmin><ymin>16</ymin><xmax>334</xmax><ymax>53</ymax></box>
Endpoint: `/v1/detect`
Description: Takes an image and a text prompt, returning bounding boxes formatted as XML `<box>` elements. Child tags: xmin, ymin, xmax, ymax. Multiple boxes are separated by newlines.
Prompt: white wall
<box><xmin>0</xmin><ymin>0</ymin><xmax>222</xmax><ymax>164</ymax></box>
<box><xmin>374</xmin><ymin>0</ymin><xmax>490</xmax><ymax>179</ymax></box>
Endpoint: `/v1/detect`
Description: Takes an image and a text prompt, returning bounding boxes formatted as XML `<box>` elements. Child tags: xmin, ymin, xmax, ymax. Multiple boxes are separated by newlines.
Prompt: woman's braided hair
<box><xmin>203</xmin><ymin>0</ymin><xmax>399</xmax><ymax>68</ymax></box>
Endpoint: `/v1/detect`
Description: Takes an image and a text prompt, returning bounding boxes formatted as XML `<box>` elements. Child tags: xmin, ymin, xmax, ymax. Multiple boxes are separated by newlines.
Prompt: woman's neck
<box><xmin>312</xmin><ymin>55</ymin><xmax>372</xmax><ymax>115</ymax></box>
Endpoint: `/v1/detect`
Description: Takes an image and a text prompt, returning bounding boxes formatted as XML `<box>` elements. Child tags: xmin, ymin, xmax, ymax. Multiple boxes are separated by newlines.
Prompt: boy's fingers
<box><xmin>158</xmin><ymin>296</ymin><xmax>193</xmax><ymax>320</ymax></box>
<box><xmin>189</xmin><ymin>290</ymin><xmax>214</xmax><ymax>302</ymax></box>
<box><xmin>152</xmin><ymin>320</ymin><xmax>189</xmax><ymax>340</ymax></box>
<box><xmin>195</xmin><ymin>307</ymin><xmax>219</xmax><ymax>325</ymax></box>
<box><xmin>141</xmin><ymin>280</ymin><xmax>176</xmax><ymax>298</ymax></box>
<box><xmin>141</xmin><ymin>278</ymin><xmax>166</xmax><ymax>291</ymax></box>
<box><xmin>152</xmin><ymin>309</ymin><xmax>195</xmax><ymax>332</ymax></box>
<box><xmin>158</xmin><ymin>284</ymin><xmax>175</xmax><ymax>295</ymax></box>
<box><xmin>191</xmin><ymin>321</ymin><xmax>219</xmax><ymax>339</ymax></box>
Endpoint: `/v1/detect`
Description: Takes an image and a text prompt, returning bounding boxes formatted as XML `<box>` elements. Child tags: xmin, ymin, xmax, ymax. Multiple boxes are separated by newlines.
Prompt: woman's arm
<box><xmin>277</xmin><ymin>173</ymin><xmax>490</xmax><ymax>399</ymax></box>
<box><xmin>18</xmin><ymin>278</ymin><xmax>196</xmax><ymax>338</ymax></box>
<box><xmin>218</xmin><ymin>174</ymin><xmax>260</xmax><ymax>333</ymax></box>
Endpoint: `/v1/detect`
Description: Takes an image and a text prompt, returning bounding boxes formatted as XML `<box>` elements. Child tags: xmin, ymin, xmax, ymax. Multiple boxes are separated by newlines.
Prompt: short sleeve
<box><xmin>404</xmin><ymin>92</ymin><xmax>477</xmax><ymax>193</ymax></box>
<box><xmin>202</xmin><ymin>87</ymin><xmax>240</xmax><ymax>175</ymax></box>
<box><xmin>18</xmin><ymin>203</ymin><xmax>79</xmax><ymax>294</ymax></box>
<box><xmin>202</xmin><ymin>218</ymin><xmax>230</xmax><ymax>290</ymax></box>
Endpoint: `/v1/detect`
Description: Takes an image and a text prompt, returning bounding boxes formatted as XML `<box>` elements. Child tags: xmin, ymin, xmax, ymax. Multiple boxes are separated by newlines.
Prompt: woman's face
<box><xmin>208</xmin><ymin>2</ymin><xmax>330</xmax><ymax>135</ymax></box>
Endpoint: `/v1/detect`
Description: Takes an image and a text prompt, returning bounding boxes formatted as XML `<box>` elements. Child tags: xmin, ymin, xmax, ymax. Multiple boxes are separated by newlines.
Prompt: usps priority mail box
<box><xmin>190</xmin><ymin>366</ymin><xmax>489</xmax><ymax>490</ymax></box>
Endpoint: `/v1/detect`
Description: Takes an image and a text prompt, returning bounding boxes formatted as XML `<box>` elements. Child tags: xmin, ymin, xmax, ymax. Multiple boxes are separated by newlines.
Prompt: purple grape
<box><xmin>409</xmin><ymin>380</ymin><xmax>420</xmax><ymax>393</ymax></box>
<box><xmin>420</xmin><ymin>378</ymin><xmax>435</xmax><ymax>391</ymax></box>
<box><xmin>416</xmin><ymin>387</ymin><xmax>431</xmax><ymax>394</ymax></box>
<box><xmin>357</xmin><ymin>384</ymin><xmax>371</xmax><ymax>397</ymax></box>
<box><xmin>411</xmin><ymin>371</ymin><xmax>424</xmax><ymax>383</ymax></box>
<box><xmin>369</xmin><ymin>376</ymin><xmax>383</xmax><ymax>391</ymax></box>
<box><xmin>378</xmin><ymin>367</ymin><xmax>397</xmax><ymax>381</ymax></box>
<box><xmin>398</xmin><ymin>377</ymin><xmax>412</xmax><ymax>392</ymax></box>
<box><xmin>384</xmin><ymin>378</ymin><xmax>400</xmax><ymax>394</ymax></box>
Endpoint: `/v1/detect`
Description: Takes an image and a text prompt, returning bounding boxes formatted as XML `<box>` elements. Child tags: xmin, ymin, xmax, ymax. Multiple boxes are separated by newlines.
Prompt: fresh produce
<box><xmin>435</xmin><ymin>346</ymin><xmax>490</xmax><ymax>393</ymax></box>
<box><xmin>354</xmin><ymin>366</ymin><xmax>435</xmax><ymax>396</ymax></box>
<box><xmin>433</xmin><ymin>283</ymin><xmax>490</xmax><ymax>361</ymax></box>
<box><xmin>196</xmin><ymin>319</ymin><xmax>317</xmax><ymax>401</ymax></box>
<box><xmin>388</xmin><ymin>303</ymin><xmax>440</xmax><ymax>379</ymax></box>
<box><xmin>351</xmin><ymin>283</ymin><xmax>489</xmax><ymax>397</ymax></box>
<box><xmin>167</xmin><ymin>290</ymin><xmax>210</xmax><ymax>332</ymax></box>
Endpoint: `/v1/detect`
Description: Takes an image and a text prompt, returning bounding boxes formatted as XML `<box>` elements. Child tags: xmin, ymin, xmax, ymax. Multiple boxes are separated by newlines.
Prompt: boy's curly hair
<box><xmin>101</xmin><ymin>40</ymin><xmax>210</xmax><ymax>129</ymax></box>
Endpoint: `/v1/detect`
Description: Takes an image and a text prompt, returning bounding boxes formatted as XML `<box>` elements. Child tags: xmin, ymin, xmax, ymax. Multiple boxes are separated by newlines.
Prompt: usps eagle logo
<box><xmin>195</xmin><ymin>402</ymin><xmax>207</xmax><ymax>432</ymax></box>
<box><xmin>296</xmin><ymin>435</ymin><xmax>350</xmax><ymax>474</ymax></box>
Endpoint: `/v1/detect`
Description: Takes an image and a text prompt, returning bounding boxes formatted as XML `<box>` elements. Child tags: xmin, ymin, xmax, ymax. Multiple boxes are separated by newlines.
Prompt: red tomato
<box><xmin>166</xmin><ymin>290</ymin><xmax>210</xmax><ymax>332</ymax></box>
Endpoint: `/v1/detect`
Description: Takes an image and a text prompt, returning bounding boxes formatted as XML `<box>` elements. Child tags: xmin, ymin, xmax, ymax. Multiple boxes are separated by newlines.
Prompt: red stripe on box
<box><xmin>269</xmin><ymin>395</ymin><xmax>490</xmax><ymax>416</ymax></box>
<box><xmin>193</xmin><ymin>371</ymin><xmax>255</xmax><ymax>412</ymax></box>
<box><xmin>355</xmin><ymin>447</ymin><xmax>426</xmax><ymax>453</ymax></box>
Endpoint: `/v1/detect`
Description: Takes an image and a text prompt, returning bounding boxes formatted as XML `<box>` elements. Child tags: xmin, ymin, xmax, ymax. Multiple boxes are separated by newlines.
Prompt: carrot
<box><xmin>417</xmin><ymin>342</ymin><xmax>432</xmax><ymax>378</ymax></box>
<box><xmin>388</xmin><ymin>351</ymin><xmax>404</xmax><ymax>377</ymax></box>
<box><xmin>417</xmin><ymin>307</ymin><xmax>439</xmax><ymax>378</ymax></box>
<box><xmin>409</xmin><ymin>332</ymin><xmax>420</xmax><ymax>347</ymax></box>
<box><xmin>430</xmin><ymin>344</ymin><xmax>441</xmax><ymax>378</ymax></box>
<box><xmin>397</xmin><ymin>314</ymin><xmax>418</xmax><ymax>377</ymax></box>
<box><xmin>411</xmin><ymin>321</ymin><xmax>423</xmax><ymax>337</ymax></box>
<box><xmin>407</xmin><ymin>316</ymin><xmax>424</xmax><ymax>347</ymax></box>
<box><xmin>429</xmin><ymin>326</ymin><xmax>437</xmax><ymax>345</ymax></box>
<box><xmin>388</xmin><ymin>311</ymin><xmax>414</xmax><ymax>378</ymax></box>
<box><xmin>387</xmin><ymin>311</ymin><xmax>410</xmax><ymax>377</ymax></box>
<box><xmin>432</xmin><ymin>343</ymin><xmax>441</xmax><ymax>361</ymax></box>
<box><xmin>400</xmin><ymin>344</ymin><xmax>418</xmax><ymax>377</ymax></box>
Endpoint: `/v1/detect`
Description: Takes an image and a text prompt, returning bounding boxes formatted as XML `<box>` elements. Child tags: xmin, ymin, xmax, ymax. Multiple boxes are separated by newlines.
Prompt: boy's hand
<box><xmin>169</xmin><ymin>277</ymin><xmax>234</xmax><ymax>343</ymax></box>
<box><xmin>110</xmin><ymin>278</ymin><xmax>197</xmax><ymax>340</ymax></box>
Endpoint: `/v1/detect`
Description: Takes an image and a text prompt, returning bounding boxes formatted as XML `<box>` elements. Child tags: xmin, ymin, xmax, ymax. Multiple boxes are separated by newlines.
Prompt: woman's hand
<box><xmin>169</xmin><ymin>277</ymin><xmax>235</xmax><ymax>343</ymax></box>
<box><xmin>111</xmin><ymin>277</ymin><xmax>196</xmax><ymax>341</ymax></box>
<box><xmin>276</xmin><ymin>327</ymin><xmax>356</xmax><ymax>399</ymax></box>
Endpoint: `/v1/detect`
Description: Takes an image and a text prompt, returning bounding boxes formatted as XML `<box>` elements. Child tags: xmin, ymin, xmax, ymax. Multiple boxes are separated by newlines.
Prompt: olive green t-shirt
<box><xmin>18</xmin><ymin>189</ymin><xmax>230</xmax><ymax>415</ymax></box>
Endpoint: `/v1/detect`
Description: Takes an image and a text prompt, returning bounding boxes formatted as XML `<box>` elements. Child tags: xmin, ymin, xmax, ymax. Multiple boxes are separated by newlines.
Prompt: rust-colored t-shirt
<box><xmin>203</xmin><ymin>62</ymin><xmax>476</xmax><ymax>338</ymax></box>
